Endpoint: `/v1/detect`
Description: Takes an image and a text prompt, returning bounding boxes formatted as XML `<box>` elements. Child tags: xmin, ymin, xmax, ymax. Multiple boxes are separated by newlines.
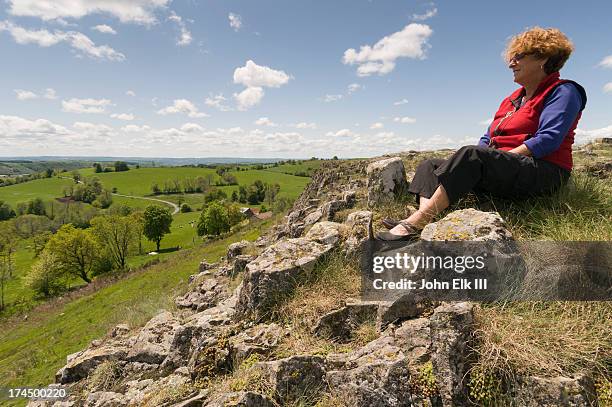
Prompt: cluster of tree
<box><xmin>92</xmin><ymin>161</ymin><xmax>130</xmax><ymax>174</ymax></box>
<box><xmin>231</xmin><ymin>180</ymin><xmax>280</xmax><ymax>206</ymax></box>
<box><xmin>22</xmin><ymin>204</ymin><xmax>173</xmax><ymax>299</ymax></box>
<box><xmin>64</xmin><ymin>177</ymin><xmax>113</xmax><ymax>208</ymax></box>
<box><xmin>151</xmin><ymin>175</ymin><xmax>215</xmax><ymax>195</ymax></box>
<box><xmin>0</xmin><ymin>168</ymin><xmax>55</xmax><ymax>187</ymax></box>
<box><xmin>0</xmin><ymin>201</ymin><xmax>16</xmax><ymax>221</ymax></box>
<box><xmin>196</xmin><ymin>202</ymin><xmax>244</xmax><ymax>237</ymax></box>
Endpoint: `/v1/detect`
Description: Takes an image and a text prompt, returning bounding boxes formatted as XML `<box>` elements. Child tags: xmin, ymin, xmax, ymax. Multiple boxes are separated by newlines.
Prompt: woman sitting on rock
<box><xmin>377</xmin><ymin>27</ymin><xmax>587</xmax><ymax>241</ymax></box>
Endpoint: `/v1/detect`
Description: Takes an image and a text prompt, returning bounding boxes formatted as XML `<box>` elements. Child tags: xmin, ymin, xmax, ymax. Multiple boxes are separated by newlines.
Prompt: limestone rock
<box><xmin>204</xmin><ymin>392</ymin><xmax>275</xmax><ymax>407</ymax></box>
<box><xmin>366</xmin><ymin>157</ymin><xmax>409</xmax><ymax>207</ymax></box>
<box><xmin>421</xmin><ymin>208</ymin><xmax>513</xmax><ymax>241</ymax></box>
<box><xmin>175</xmin><ymin>278</ymin><xmax>228</xmax><ymax>312</ymax></box>
<box><xmin>126</xmin><ymin>311</ymin><xmax>181</xmax><ymax>365</ymax></box>
<box><xmin>258</xmin><ymin>355</ymin><xmax>326</xmax><ymax>403</ymax></box>
<box><xmin>236</xmin><ymin>238</ymin><xmax>333</xmax><ymax>318</ymax></box>
<box><xmin>512</xmin><ymin>374</ymin><xmax>598</xmax><ymax>407</ymax></box>
<box><xmin>229</xmin><ymin>323</ymin><xmax>287</xmax><ymax>368</ymax></box>
<box><xmin>313</xmin><ymin>301</ymin><xmax>378</xmax><ymax>342</ymax></box>
<box><xmin>84</xmin><ymin>391</ymin><xmax>127</xmax><ymax>406</ymax></box>
<box><xmin>227</xmin><ymin>241</ymin><xmax>252</xmax><ymax>259</ymax></box>
<box><xmin>343</xmin><ymin>210</ymin><xmax>373</xmax><ymax>254</ymax></box>
<box><xmin>56</xmin><ymin>343</ymin><xmax>128</xmax><ymax>384</ymax></box>
<box><xmin>198</xmin><ymin>261</ymin><xmax>216</xmax><ymax>274</ymax></box>
<box><xmin>305</xmin><ymin>221</ymin><xmax>346</xmax><ymax>246</ymax></box>
<box><xmin>429</xmin><ymin>302</ymin><xmax>475</xmax><ymax>406</ymax></box>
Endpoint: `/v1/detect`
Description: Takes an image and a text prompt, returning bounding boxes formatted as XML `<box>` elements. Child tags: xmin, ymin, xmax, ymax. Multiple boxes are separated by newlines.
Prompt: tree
<box><xmin>143</xmin><ymin>205</ymin><xmax>173</xmax><ymax>251</ymax></box>
<box><xmin>114</xmin><ymin>161</ymin><xmax>129</xmax><ymax>172</ymax></box>
<box><xmin>91</xmin><ymin>215</ymin><xmax>137</xmax><ymax>270</ymax></box>
<box><xmin>197</xmin><ymin>202</ymin><xmax>229</xmax><ymax>236</ymax></box>
<box><xmin>130</xmin><ymin>211</ymin><xmax>145</xmax><ymax>255</ymax></box>
<box><xmin>92</xmin><ymin>190</ymin><xmax>113</xmax><ymax>209</ymax></box>
<box><xmin>25</xmin><ymin>251</ymin><xmax>66</xmax><ymax>298</ymax></box>
<box><xmin>45</xmin><ymin>224</ymin><xmax>99</xmax><ymax>283</ymax></box>
<box><xmin>94</xmin><ymin>163</ymin><xmax>103</xmax><ymax>173</ymax></box>
<box><xmin>27</xmin><ymin>198</ymin><xmax>47</xmax><ymax>216</ymax></box>
<box><xmin>238</xmin><ymin>186</ymin><xmax>247</xmax><ymax>203</ymax></box>
<box><xmin>13</xmin><ymin>214</ymin><xmax>52</xmax><ymax>239</ymax></box>
<box><xmin>0</xmin><ymin>221</ymin><xmax>18</xmax><ymax>278</ymax></box>
<box><xmin>0</xmin><ymin>201</ymin><xmax>16</xmax><ymax>221</ymax></box>
<box><xmin>231</xmin><ymin>190</ymin><xmax>238</xmax><ymax>202</ymax></box>
<box><xmin>226</xmin><ymin>203</ymin><xmax>245</xmax><ymax>227</ymax></box>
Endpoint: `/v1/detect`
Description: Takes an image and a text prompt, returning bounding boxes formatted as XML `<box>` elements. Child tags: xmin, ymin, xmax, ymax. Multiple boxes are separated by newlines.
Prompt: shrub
<box><xmin>25</xmin><ymin>252</ymin><xmax>67</xmax><ymax>298</ymax></box>
<box><xmin>180</xmin><ymin>203</ymin><xmax>192</xmax><ymax>213</ymax></box>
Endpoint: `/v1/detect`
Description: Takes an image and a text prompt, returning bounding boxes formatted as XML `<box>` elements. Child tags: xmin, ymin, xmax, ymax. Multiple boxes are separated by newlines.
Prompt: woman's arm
<box><xmin>511</xmin><ymin>83</ymin><xmax>583</xmax><ymax>157</ymax></box>
<box><xmin>478</xmin><ymin>125</ymin><xmax>491</xmax><ymax>147</ymax></box>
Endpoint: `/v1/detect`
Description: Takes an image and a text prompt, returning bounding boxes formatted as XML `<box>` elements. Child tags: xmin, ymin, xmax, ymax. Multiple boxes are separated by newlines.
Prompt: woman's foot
<box><xmin>375</xmin><ymin>221</ymin><xmax>421</xmax><ymax>241</ymax></box>
<box><xmin>380</xmin><ymin>205</ymin><xmax>418</xmax><ymax>229</ymax></box>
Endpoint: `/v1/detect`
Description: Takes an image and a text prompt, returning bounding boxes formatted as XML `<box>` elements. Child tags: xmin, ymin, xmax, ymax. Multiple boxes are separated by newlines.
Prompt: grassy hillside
<box><xmin>0</xmin><ymin>218</ymin><xmax>276</xmax><ymax>407</ymax></box>
<box><xmin>0</xmin><ymin>177</ymin><xmax>74</xmax><ymax>208</ymax></box>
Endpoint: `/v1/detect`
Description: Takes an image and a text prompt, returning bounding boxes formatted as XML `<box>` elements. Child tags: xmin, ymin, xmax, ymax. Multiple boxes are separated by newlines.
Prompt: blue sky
<box><xmin>0</xmin><ymin>0</ymin><xmax>611</xmax><ymax>158</ymax></box>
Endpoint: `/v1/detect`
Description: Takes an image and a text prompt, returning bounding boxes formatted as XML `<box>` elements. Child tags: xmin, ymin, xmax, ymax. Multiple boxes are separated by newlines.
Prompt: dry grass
<box><xmin>473</xmin><ymin>301</ymin><xmax>611</xmax><ymax>378</ymax></box>
<box><xmin>272</xmin><ymin>252</ymin><xmax>362</xmax><ymax>357</ymax></box>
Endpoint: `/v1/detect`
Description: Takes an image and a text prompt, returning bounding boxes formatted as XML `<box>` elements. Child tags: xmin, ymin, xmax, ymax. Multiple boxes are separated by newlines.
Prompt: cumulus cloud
<box><xmin>0</xmin><ymin>21</ymin><xmax>125</xmax><ymax>61</ymax></box>
<box><xmin>294</xmin><ymin>122</ymin><xmax>317</xmax><ymax>129</ymax></box>
<box><xmin>326</xmin><ymin>129</ymin><xmax>354</xmax><ymax>138</ymax></box>
<box><xmin>343</xmin><ymin>23</ymin><xmax>432</xmax><ymax>76</ymax></box>
<box><xmin>234</xmin><ymin>87</ymin><xmax>264</xmax><ymax>111</ymax></box>
<box><xmin>228</xmin><ymin>13</ymin><xmax>242</xmax><ymax>31</ymax></box>
<box><xmin>205</xmin><ymin>94</ymin><xmax>232</xmax><ymax>111</ymax></box>
<box><xmin>323</xmin><ymin>94</ymin><xmax>343</xmax><ymax>102</ymax></box>
<box><xmin>92</xmin><ymin>24</ymin><xmax>116</xmax><ymax>34</ymax></box>
<box><xmin>347</xmin><ymin>83</ymin><xmax>362</xmax><ymax>94</ymax></box>
<box><xmin>14</xmin><ymin>88</ymin><xmax>58</xmax><ymax>100</ymax></box>
<box><xmin>168</xmin><ymin>11</ymin><xmax>192</xmax><ymax>46</ymax></box>
<box><xmin>393</xmin><ymin>98</ymin><xmax>409</xmax><ymax>105</ymax></box>
<box><xmin>233</xmin><ymin>60</ymin><xmax>291</xmax><ymax>110</ymax></box>
<box><xmin>598</xmin><ymin>55</ymin><xmax>612</xmax><ymax>68</ymax></box>
<box><xmin>0</xmin><ymin>115</ymin><xmax>70</xmax><ymax>139</ymax></box>
<box><xmin>6</xmin><ymin>0</ymin><xmax>170</xmax><ymax>25</ymax></box>
<box><xmin>370</xmin><ymin>122</ymin><xmax>384</xmax><ymax>129</ymax></box>
<box><xmin>110</xmin><ymin>113</ymin><xmax>134</xmax><ymax>121</ymax></box>
<box><xmin>157</xmin><ymin>99</ymin><xmax>208</xmax><ymax>118</ymax></box>
<box><xmin>254</xmin><ymin>117</ymin><xmax>277</xmax><ymax>127</ymax></box>
<box><xmin>604</xmin><ymin>82</ymin><xmax>612</xmax><ymax>93</ymax></box>
<box><xmin>394</xmin><ymin>116</ymin><xmax>417</xmax><ymax>124</ymax></box>
<box><xmin>412</xmin><ymin>7</ymin><xmax>437</xmax><ymax>21</ymax></box>
<box><xmin>575</xmin><ymin>124</ymin><xmax>612</xmax><ymax>144</ymax></box>
<box><xmin>62</xmin><ymin>98</ymin><xmax>113</xmax><ymax>114</ymax></box>
<box><xmin>126</xmin><ymin>90</ymin><xmax>136</xmax><ymax>97</ymax></box>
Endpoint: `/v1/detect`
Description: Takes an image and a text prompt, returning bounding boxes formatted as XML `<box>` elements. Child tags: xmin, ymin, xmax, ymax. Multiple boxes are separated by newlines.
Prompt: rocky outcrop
<box><xmin>366</xmin><ymin>157</ymin><xmax>409</xmax><ymax>207</ymax></box>
<box><xmin>511</xmin><ymin>374</ymin><xmax>598</xmax><ymax>406</ymax></box>
<box><xmin>235</xmin><ymin>238</ymin><xmax>334</xmax><ymax>319</ymax></box>
<box><xmin>421</xmin><ymin>208</ymin><xmax>513</xmax><ymax>241</ymax></box>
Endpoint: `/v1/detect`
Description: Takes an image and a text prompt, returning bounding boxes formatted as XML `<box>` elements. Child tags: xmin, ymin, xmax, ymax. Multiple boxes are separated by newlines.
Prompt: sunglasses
<box><xmin>510</xmin><ymin>52</ymin><xmax>534</xmax><ymax>63</ymax></box>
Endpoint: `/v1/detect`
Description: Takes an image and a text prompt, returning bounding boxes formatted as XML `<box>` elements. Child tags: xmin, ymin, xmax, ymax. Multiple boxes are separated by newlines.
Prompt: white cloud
<box><xmin>326</xmin><ymin>129</ymin><xmax>354</xmax><ymax>138</ymax></box>
<box><xmin>110</xmin><ymin>113</ymin><xmax>134</xmax><ymax>121</ymax></box>
<box><xmin>393</xmin><ymin>98</ymin><xmax>409</xmax><ymax>105</ymax></box>
<box><xmin>394</xmin><ymin>116</ymin><xmax>417</xmax><ymax>124</ymax></box>
<box><xmin>157</xmin><ymin>99</ymin><xmax>208</xmax><ymax>118</ymax></box>
<box><xmin>575</xmin><ymin>124</ymin><xmax>612</xmax><ymax>144</ymax></box>
<box><xmin>254</xmin><ymin>117</ymin><xmax>277</xmax><ymax>127</ymax></box>
<box><xmin>180</xmin><ymin>123</ymin><xmax>204</xmax><ymax>133</ymax></box>
<box><xmin>598</xmin><ymin>55</ymin><xmax>612</xmax><ymax>68</ymax></box>
<box><xmin>412</xmin><ymin>7</ymin><xmax>437</xmax><ymax>21</ymax></box>
<box><xmin>43</xmin><ymin>88</ymin><xmax>57</xmax><ymax>99</ymax></box>
<box><xmin>478</xmin><ymin>118</ymin><xmax>492</xmax><ymax>126</ymax></box>
<box><xmin>14</xmin><ymin>88</ymin><xmax>58</xmax><ymax>100</ymax></box>
<box><xmin>347</xmin><ymin>83</ymin><xmax>362</xmax><ymax>94</ymax></box>
<box><xmin>370</xmin><ymin>122</ymin><xmax>384</xmax><ymax>129</ymax></box>
<box><xmin>294</xmin><ymin>122</ymin><xmax>317</xmax><ymax>129</ymax></box>
<box><xmin>121</xmin><ymin>124</ymin><xmax>150</xmax><ymax>132</ymax></box>
<box><xmin>14</xmin><ymin>89</ymin><xmax>38</xmax><ymax>100</ymax></box>
<box><xmin>62</xmin><ymin>98</ymin><xmax>113</xmax><ymax>114</ymax></box>
<box><xmin>126</xmin><ymin>90</ymin><xmax>136</xmax><ymax>97</ymax></box>
<box><xmin>234</xmin><ymin>87</ymin><xmax>264</xmax><ymax>111</ymax></box>
<box><xmin>6</xmin><ymin>0</ymin><xmax>170</xmax><ymax>25</ymax></box>
<box><xmin>323</xmin><ymin>94</ymin><xmax>343</xmax><ymax>102</ymax></box>
<box><xmin>92</xmin><ymin>24</ymin><xmax>116</xmax><ymax>35</ymax></box>
<box><xmin>233</xmin><ymin>60</ymin><xmax>292</xmax><ymax>88</ymax></box>
<box><xmin>343</xmin><ymin>23</ymin><xmax>432</xmax><ymax>76</ymax></box>
<box><xmin>233</xmin><ymin>61</ymin><xmax>291</xmax><ymax>110</ymax></box>
<box><xmin>205</xmin><ymin>94</ymin><xmax>232</xmax><ymax>111</ymax></box>
<box><xmin>228</xmin><ymin>13</ymin><xmax>242</xmax><ymax>31</ymax></box>
<box><xmin>0</xmin><ymin>115</ymin><xmax>70</xmax><ymax>139</ymax></box>
<box><xmin>603</xmin><ymin>82</ymin><xmax>612</xmax><ymax>93</ymax></box>
<box><xmin>0</xmin><ymin>21</ymin><xmax>125</xmax><ymax>61</ymax></box>
<box><xmin>168</xmin><ymin>11</ymin><xmax>192</xmax><ymax>46</ymax></box>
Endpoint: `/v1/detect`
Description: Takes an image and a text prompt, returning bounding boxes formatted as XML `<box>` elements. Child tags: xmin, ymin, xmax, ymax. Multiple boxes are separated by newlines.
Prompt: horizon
<box><xmin>1</xmin><ymin>0</ymin><xmax>612</xmax><ymax>158</ymax></box>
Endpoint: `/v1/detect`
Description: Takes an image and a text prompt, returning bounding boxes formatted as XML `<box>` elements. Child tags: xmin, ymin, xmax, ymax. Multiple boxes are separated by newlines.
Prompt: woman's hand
<box><xmin>508</xmin><ymin>144</ymin><xmax>533</xmax><ymax>156</ymax></box>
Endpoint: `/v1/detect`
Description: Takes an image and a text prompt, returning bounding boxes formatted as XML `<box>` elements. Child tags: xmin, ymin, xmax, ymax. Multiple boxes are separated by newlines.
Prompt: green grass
<box><xmin>0</xmin><ymin>177</ymin><xmax>74</xmax><ymax>208</ymax></box>
<box><xmin>0</xmin><ymin>218</ymin><xmax>274</xmax><ymax>406</ymax></box>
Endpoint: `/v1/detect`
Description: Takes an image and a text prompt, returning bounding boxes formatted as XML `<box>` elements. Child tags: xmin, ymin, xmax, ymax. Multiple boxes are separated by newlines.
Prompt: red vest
<box><xmin>489</xmin><ymin>72</ymin><xmax>584</xmax><ymax>171</ymax></box>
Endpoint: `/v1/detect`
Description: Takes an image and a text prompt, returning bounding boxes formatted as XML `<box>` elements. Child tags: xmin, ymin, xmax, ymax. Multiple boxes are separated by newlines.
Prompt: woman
<box><xmin>377</xmin><ymin>27</ymin><xmax>587</xmax><ymax>241</ymax></box>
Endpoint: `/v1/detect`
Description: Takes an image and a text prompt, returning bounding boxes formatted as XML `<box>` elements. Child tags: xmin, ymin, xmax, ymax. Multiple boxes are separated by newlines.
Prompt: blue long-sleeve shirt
<box><xmin>478</xmin><ymin>83</ymin><xmax>584</xmax><ymax>158</ymax></box>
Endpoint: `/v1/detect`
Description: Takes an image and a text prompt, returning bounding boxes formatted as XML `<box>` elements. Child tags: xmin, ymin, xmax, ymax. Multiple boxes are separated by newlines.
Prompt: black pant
<box><xmin>407</xmin><ymin>146</ymin><xmax>571</xmax><ymax>205</ymax></box>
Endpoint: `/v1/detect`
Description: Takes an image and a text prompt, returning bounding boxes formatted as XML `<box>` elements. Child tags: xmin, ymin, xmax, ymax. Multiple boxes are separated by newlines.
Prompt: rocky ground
<box><xmin>29</xmin><ymin>142</ymin><xmax>610</xmax><ymax>407</ymax></box>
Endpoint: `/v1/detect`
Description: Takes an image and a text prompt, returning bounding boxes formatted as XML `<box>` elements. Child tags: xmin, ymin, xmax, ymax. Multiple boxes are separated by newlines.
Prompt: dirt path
<box><xmin>112</xmin><ymin>193</ymin><xmax>180</xmax><ymax>215</ymax></box>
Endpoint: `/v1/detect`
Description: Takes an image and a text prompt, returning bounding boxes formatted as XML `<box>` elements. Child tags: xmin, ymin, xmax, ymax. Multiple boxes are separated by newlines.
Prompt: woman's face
<box><xmin>508</xmin><ymin>52</ymin><xmax>548</xmax><ymax>85</ymax></box>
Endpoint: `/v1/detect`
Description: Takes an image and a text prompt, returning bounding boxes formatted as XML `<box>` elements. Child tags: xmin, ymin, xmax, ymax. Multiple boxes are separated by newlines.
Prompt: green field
<box><xmin>0</xmin><ymin>177</ymin><xmax>74</xmax><ymax>208</ymax></box>
<box><xmin>0</xmin><ymin>219</ymin><xmax>275</xmax><ymax>406</ymax></box>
